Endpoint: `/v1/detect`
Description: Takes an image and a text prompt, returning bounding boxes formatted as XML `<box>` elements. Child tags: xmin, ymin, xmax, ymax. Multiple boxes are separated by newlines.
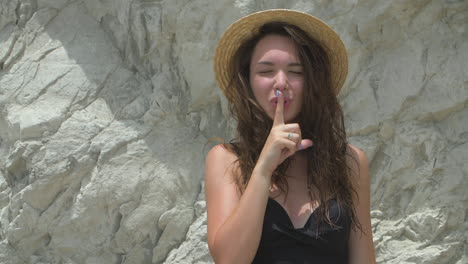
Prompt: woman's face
<box><xmin>249</xmin><ymin>34</ymin><xmax>304</xmax><ymax>123</ymax></box>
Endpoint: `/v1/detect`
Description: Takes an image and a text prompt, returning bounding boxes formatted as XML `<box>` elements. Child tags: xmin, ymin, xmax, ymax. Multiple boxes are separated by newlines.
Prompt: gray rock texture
<box><xmin>0</xmin><ymin>0</ymin><xmax>466</xmax><ymax>263</ymax></box>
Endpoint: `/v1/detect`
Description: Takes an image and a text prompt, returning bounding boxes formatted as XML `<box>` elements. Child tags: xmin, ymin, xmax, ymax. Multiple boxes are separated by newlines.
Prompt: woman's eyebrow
<box><xmin>288</xmin><ymin>62</ymin><xmax>302</xmax><ymax>67</ymax></box>
<box><xmin>257</xmin><ymin>61</ymin><xmax>274</xmax><ymax>65</ymax></box>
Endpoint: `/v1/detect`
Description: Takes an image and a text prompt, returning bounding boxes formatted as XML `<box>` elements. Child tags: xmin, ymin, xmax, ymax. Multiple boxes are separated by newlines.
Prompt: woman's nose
<box><xmin>273</xmin><ymin>71</ymin><xmax>288</xmax><ymax>90</ymax></box>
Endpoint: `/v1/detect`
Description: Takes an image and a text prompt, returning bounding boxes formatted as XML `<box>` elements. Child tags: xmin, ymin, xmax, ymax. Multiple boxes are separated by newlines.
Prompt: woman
<box><xmin>205</xmin><ymin>9</ymin><xmax>376</xmax><ymax>264</ymax></box>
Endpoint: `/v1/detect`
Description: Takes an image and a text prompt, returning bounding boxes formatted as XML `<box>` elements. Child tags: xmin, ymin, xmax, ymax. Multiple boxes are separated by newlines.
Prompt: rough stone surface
<box><xmin>0</xmin><ymin>0</ymin><xmax>466</xmax><ymax>263</ymax></box>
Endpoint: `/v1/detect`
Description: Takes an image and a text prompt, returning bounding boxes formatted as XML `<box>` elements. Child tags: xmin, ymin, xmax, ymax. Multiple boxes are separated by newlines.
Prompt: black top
<box><xmin>252</xmin><ymin>198</ymin><xmax>351</xmax><ymax>264</ymax></box>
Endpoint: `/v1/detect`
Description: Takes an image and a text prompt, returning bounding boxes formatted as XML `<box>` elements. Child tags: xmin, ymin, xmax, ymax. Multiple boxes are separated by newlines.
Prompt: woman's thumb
<box><xmin>298</xmin><ymin>139</ymin><xmax>313</xmax><ymax>150</ymax></box>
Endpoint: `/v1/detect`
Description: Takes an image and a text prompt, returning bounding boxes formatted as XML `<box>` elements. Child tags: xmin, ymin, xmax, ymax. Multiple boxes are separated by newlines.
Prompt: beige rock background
<box><xmin>0</xmin><ymin>0</ymin><xmax>466</xmax><ymax>263</ymax></box>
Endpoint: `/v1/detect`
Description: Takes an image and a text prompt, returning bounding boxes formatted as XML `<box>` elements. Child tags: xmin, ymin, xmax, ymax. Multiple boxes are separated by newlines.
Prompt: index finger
<box><xmin>273</xmin><ymin>90</ymin><xmax>284</xmax><ymax>126</ymax></box>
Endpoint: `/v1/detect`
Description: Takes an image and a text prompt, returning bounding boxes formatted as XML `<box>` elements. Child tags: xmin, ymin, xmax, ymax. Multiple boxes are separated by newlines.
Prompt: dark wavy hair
<box><xmin>224</xmin><ymin>22</ymin><xmax>360</xmax><ymax>231</ymax></box>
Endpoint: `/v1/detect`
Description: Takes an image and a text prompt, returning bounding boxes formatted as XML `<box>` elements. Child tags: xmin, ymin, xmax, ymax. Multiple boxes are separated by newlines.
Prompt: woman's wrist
<box><xmin>252</xmin><ymin>162</ymin><xmax>274</xmax><ymax>181</ymax></box>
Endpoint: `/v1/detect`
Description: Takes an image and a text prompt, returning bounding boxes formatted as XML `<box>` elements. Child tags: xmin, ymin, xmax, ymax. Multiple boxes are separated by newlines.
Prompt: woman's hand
<box><xmin>256</xmin><ymin>91</ymin><xmax>313</xmax><ymax>175</ymax></box>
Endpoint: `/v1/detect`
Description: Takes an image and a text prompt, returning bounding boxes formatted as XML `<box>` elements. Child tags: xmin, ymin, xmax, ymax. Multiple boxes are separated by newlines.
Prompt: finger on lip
<box><xmin>272</xmin><ymin>101</ymin><xmax>289</xmax><ymax>109</ymax></box>
<box><xmin>271</xmin><ymin>95</ymin><xmax>290</xmax><ymax>105</ymax></box>
<box><xmin>273</xmin><ymin>90</ymin><xmax>285</xmax><ymax>125</ymax></box>
<box><xmin>271</xmin><ymin>100</ymin><xmax>290</xmax><ymax>109</ymax></box>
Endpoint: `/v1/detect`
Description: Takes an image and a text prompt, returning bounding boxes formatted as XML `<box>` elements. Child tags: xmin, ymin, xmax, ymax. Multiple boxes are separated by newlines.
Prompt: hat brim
<box><xmin>214</xmin><ymin>9</ymin><xmax>348</xmax><ymax>102</ymax></box>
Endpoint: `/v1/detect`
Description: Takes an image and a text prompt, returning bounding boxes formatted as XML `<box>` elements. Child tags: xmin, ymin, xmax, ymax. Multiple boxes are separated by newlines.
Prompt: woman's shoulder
<box><xmin>346</xmin><ymin>144</ymin><xmax>370</xmax><ymax>185</ymax></box>
<box><xmin>346</xmin><ymin>144</ymin><xmax>368</xmax><ymax>165</ymax></box>
<box><xmin>205</xmin><ymin>144</ymin><xmax>241</xmax><ymax>198</ymax></box>
<box><xmin>206</xmin><ymin>143</ymin><xmax>237</xmax><ymax>161</ymax></box>
<box><xmin>205</xmin><ymin>144</ymin><xmax>239</xmax><ymax>172</ymax></box>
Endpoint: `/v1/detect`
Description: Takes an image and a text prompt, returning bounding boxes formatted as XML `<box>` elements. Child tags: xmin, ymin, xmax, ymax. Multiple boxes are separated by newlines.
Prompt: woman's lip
<box><xmin>271</xmin><ymin>97</ymin><xmax>291</xmax><ymax>108</ymax></box>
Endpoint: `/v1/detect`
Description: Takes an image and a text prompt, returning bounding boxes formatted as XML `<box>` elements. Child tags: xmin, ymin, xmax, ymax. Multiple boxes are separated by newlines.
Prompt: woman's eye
<box><xmin>290</xmin><ymin>71</ymin><xmax>303</xmax><ymax>75</ymax></box>
<box><xmin>258</xmin><ymin>70</ymin><xmax>273</xmax><ymax>74</ymax></box>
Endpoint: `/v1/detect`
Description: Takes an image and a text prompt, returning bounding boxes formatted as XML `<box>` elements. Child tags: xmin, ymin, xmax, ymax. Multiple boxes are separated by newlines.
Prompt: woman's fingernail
<box><xmin>276</xmin><ymin>90</ymin><xmax>280</xmax><ymax>97</ymax></box>
<box><xmin>298</xmin><ymin>143</ymin><xmax>302</xmax><ymax>150</ymax></box>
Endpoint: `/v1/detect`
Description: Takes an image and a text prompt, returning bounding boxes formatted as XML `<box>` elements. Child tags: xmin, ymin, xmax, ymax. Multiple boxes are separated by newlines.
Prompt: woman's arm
<box><xmin>205</xmin><ymin>144</ymin><xmax>272</xmax><ymax>264</ymax></box>
<box><xmin>348</xmin><ymin>145</ymin><xmax>377</xmax><ymax>264</ymax></box>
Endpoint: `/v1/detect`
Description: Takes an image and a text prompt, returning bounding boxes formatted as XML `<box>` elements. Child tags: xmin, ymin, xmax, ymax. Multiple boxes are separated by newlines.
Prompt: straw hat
<box><xmin>214</xmin><ymin>9</ymin><xmax>348</xmax><ymax>102</ymax></box>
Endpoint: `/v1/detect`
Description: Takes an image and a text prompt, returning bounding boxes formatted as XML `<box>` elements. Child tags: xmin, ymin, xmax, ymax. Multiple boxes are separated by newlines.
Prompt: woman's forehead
<box><xmin>251</xmin><ymin>35</ymin><xmax>300</xmax><ymax>62</ymax></box>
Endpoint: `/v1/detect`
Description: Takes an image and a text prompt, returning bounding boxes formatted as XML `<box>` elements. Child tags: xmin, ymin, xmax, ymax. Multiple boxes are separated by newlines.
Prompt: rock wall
<box><xmin>0</xmin><ymin>0</ymin><xmax>466</xmax><ymax>263</ymax></box>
